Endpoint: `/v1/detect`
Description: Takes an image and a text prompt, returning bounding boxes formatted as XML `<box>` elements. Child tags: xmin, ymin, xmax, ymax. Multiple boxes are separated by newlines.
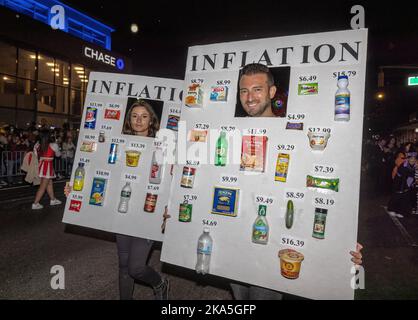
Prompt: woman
<box><xmin>62</xmin><ymin>134</ymin><xmax>76</xmax><ymax>178</ymax></box>
<box><xmin>65</xmin><ymin>100</ymin><xmax>169</xmax><ymax>300</ymax></box>
<box><xmin>32</xmin><ymin>130</ymin><xmax>62</xmax><ymax>210</ymax></box>
<box><xmin>123</xmin><ymin>100</ymin><xmax>160</xmax><ymax>137</ymax></box>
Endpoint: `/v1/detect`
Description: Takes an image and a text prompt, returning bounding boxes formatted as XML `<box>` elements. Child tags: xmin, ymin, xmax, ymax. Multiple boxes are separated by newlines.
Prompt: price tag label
<box><xmin>287</xmin><ymin>113</ymin><xmax>306</xmax><ymax>121</ymax></box>
<box><xmin>79</xmin><ymin>157</ymin><xmax>90</xmax><ymax>165</ymax></box>
<box><xmin>220</xmin><ymin>175</ymin><xmax>238</xmax><ymax>185</ymax></box>
<box><xmin>308</xmin><ymin>127</ymin><xmax>332</xmax><ymax>134</ymax></box>
<box><xmin>255</xmin><ymin>195</ymin><xmax>275</xmax><ymax>206</ymax></box>
<box><xmin>284</xmin><ymin>190</ymin><xmax>305</xmax><ymax>202</ymax></box>
<box><xmin>202</xmin><ymin>219</ymin><xmax>218</xmax><ymax>227</ymax></box>
<box><xmin>100</xmin><ymin>124</ymin><xmax>112</xmax><ymax>131</ymax></box>
<box><xmin>185</xmin><ymin>160</ymin><xmax>200</xmax><ymax>166</ymax></box>
<box><xmin>71</xmin><ymin>193</ymin><xmax>83</xmax><ymax>201</ymax></box>
<box><xmin>128</xmin><ymin>142</ymin><xmax>147</xmax><ymax>152</ymax></box>
<box><xmin>183</xmin><ymin>194</ymin><xmax>198</xmax><ymax>202</ymax></box>
<box><xmin>244</xmin><ymin>128</ymin><xmax>267</xmax><ymax>136</ymax></box>
<box><xmin>281</xmin><ymin>235</ymin><xmax>306</xmax><ymax>249</ymax></box>
<box><xmin>147</xmin><ymin>185</ymin><xmax>160</xmax><ymax>192</ymax></box>
<box><xmin>313</xmin><ymin>196</ymin><xmax>336</xmax><ymax>208</ymax></box>
<box><xmin>333</xmin><ymin>70</ymin><xmax>357</xmax><ymax>78</ymax></box>
<box><xmin>111</xmin><ymin>137</ymin><xmax>126</xmax><ymax>145</ymax></box>
<box><xmin>191</xmin><ymin>78</ymin><xmax>204</xmax><ymax>84</ymax></box>
<box><xmin>169</xmin><ymin>107</ymin><xmax>181</xmax><ymax>115</ymax></box>
<box><xmin>107</xmin><ymin>103</ymin><xmax>121</xmax><ymax>109</ymax></box>
<box><xmin>220</xmin><ymin>125</ymin><xmax>237</xmax><ymax>132</ymax></box>
<box><xmin>95</xmin><ymin>169</ymin><xmax>111</xmax><ymax>179</ymax></box>
<box><xmin>89</xmin><ymin>102</ymin><xmax>103</xmax><ymax>108</ymax></box>
<box><xmin>313</xmin><ymin>164</ymin><xmax>336</xmax><ymax>175</ymax></box>
<box><xmin>194</xmin><ymin>123</ymin><xmax>210</xmax><ymax>130</ymax></box>
<box><xmin>299</xmin><ymin>75</ymin><xmax>317</xmax><ymax>83</ymax></box>
<box><xmin>216</xmin><ymin>79</ymin><xmax>231</xmax><ymax>86</ymax></box>
<box><xmin>84</xmin><ymin>134</ymin><xmax>97</xmax><ymax>141</ymax></box>
<box><xmin>277</xmin><ymin>144</ymin><xmax>296</xmax><ymax>152</ymax></box>
<box><xmin>124</xmin><ymin>173</ymin><xmax>139</xmax><ymax>183</ymax></box>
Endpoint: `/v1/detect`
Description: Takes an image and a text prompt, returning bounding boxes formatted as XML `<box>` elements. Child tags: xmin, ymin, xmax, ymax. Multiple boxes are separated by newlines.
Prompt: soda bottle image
<box><xmin>195</xmin><ymin>227</ymin><xmax>213</xmax><ymax>275</ymax></box>
<box><xmin>215</xmin><ymin>131</ymin><xmax>227</xmax><ymax>166</ymax></box>
<box><xmin>73</xmin><ymin>162</ymin><xmax>85</xmax><ymax>191</ymax></box>
<box><xmin>252</xmin><ymin>205</ymin><xmax>269</xmax><ymax>244</ymax></box>
<box><xmin>149</xmin><ymin>150</ymin><xmax>163</xmax><ymax>184</ymax></box>
<box><xmin>118</xmin><ymin>182</ymin><xmax>132</xmax><ymax>213</ymax></box>
<box><xmin>334</xmin><ymin>75</ymin><xmax>350</xmax><ymax>121</ymax></box>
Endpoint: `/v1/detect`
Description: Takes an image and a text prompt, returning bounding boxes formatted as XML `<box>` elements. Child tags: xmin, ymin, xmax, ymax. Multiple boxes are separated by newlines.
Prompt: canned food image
<box><xmin>84</xmin><ymin>107</ymin><xmax>97</xmax><ymax>129</ymax></box>
<box><xmin>144</xmin><ymin>193</ymin><xmax>158</xmax><ymax>213</ymax></box>
<box><xmin>181</xmin><ymin>166</ymin><xmax>196</xmax><ymax>188</ymax></box>
<box><xmin>108</xmin><ymin>143</ymin><xmax>118</xmax><ymax>164</ymax></box>
<box><xmin>179</xmin><ymin>203</ymin><xmax>192</xmax><ymax>222</ymax></box>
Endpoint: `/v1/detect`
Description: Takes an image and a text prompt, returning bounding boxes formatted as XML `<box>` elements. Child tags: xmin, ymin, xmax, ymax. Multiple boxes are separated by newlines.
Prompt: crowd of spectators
<box><xmin>0</xmin><ymin>122</ymin><xmax>77</xmax><ymax>187</ymax></box>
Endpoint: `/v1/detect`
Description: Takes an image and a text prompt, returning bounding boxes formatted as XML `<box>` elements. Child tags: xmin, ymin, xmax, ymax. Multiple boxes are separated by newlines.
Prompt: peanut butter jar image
<box><xmin>125</xmin><ymin>150</ymin><xmax>141</xmax><ymax>167</ymax></box>
<box><xmin>278</xmin><ymin>249</ymin><xmax>305</xmax><ymax>280</ymax></box>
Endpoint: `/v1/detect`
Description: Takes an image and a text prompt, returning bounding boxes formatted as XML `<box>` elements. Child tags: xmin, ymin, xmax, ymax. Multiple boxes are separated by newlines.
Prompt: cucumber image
<box><xmin>285</xmin><ymin>200</ymin><xmax>294</xmax><ymax>229</ymax></box>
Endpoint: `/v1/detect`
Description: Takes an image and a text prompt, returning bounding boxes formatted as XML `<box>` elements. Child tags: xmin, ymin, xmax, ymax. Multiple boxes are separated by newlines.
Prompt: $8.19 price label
<box><xmin>312</xmin><ymin>196</ymin><xmax>336</xmax><ymax>208</ymax></box>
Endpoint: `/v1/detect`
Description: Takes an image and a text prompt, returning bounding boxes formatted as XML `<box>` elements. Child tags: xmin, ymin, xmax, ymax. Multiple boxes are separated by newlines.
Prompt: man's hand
<box><xmin>161</xmin><ymin>206</ymin><xmax>171</xmax><ymax>234</ymax></box>
<box><xmin>350</xmin><ymin>243</ymin><xmax>363</xmax><ymax>265</ymax></box>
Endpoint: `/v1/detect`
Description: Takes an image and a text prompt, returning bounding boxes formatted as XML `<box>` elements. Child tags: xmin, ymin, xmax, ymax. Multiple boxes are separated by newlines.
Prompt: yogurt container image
<box><xmin>307</xmin><ymin>131</ymin><xmax>331</xmax><ymax>151</ymax></box>
<box><xmin>278</xmin><ymin>249</ymin><xmax>305</xmax><ymax>280</ymax></box>
<box><xmin>125</xmin><ymin>150</ymin><xmax>141</xmax><ymax>167</ymax></box>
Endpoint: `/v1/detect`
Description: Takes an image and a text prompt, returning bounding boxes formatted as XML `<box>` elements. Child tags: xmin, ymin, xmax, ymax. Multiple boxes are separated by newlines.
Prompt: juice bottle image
<box><xmin>252</xmin><ymin>205</ymin><xmax>269</xmax><ymax>245</ymax></box>
<box><xmin>335</xmin><ymin>75</ymin><xmax>350</xmax><ymax>121</ymax></box>
<box><xmin>215</xmin><ymin>131</ymin><xmax>228</xmax><ymax>166</ymax></box>
<box><xmin>73</xmin><ymin>162</ymin><xmax>85</xmax><ymax>191</ymax></box>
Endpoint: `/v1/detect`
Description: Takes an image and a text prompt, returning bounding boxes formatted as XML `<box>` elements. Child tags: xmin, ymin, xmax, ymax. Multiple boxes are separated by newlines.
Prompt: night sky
<box><xmin>62</xmin><ymin>0</ymin><xmax>418</xmax><ymax>132</ymax></box>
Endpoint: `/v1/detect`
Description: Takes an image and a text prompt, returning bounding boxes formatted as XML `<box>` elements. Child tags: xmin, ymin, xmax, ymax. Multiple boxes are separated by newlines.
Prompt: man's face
<box><xmin>239</xmin><ymin>73</ymin><xmax>276</xmax><ymax>117</ymax></box>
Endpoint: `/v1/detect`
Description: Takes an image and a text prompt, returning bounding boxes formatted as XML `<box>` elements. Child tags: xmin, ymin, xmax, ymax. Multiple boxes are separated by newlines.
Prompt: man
<box><xmin>230</xmin><ymin>63</ymin><xmax>363</xmax><ymax>300</ymax></box>
<box><xmin>238</xmin><ymin>63</ymin><xmax>277</xmax><ymax>117</ymax></box>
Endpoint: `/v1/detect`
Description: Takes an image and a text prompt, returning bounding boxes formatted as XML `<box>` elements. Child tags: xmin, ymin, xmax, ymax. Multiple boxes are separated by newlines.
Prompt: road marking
<box><xmin>382</xmin><ymin>206</ymin><xmax>418</xmax><ymax>247</ymax></box>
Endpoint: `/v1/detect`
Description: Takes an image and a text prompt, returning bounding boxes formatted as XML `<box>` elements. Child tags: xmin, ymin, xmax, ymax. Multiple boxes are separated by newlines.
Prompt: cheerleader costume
<box><xmin>35</xmin><ymin>143</ymin><xmax>61</xmax><ymax>179</ymax></box>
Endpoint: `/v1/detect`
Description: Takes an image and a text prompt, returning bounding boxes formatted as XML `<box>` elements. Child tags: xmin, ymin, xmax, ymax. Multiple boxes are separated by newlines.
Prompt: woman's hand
<box><xmin>350</xmin><ymin>243</ymin><xmax>363</xmax><ymax>265</ymax></box>
<box><xmin>161</xmin><ymin>206</ymin><xmax>171</xmax><ymax>234</ymax></box>
<box><xmin>64</xmin><ymin>182</ymin><xmax>72</xmax><ymax>197</ymax></box>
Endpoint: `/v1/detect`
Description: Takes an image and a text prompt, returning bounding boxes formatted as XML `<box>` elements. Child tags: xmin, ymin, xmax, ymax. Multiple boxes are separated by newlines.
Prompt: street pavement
<box><xmin>0</xmin><ymin>180</ymin><xmax>417</xmax><ymax>300</ymax></box>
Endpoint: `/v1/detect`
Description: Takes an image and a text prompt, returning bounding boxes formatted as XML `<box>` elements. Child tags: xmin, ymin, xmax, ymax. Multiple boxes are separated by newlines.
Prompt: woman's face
<box><xmin>130</xmin><ymin>106</ymin><xmax>151</xmax><ymax>136</ymax></box>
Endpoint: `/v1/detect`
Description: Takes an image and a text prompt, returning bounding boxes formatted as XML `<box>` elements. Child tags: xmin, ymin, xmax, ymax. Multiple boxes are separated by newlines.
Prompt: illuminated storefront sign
<box><xmin>83</xmin><ymin>46</ymin><xmax>125</xmax><ymax>70</ymax></box>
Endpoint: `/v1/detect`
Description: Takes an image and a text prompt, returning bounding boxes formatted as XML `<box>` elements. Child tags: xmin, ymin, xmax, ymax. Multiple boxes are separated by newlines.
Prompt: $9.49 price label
<box><xmin>255</xmin><ymin>195</ymin><xmax>275</xmax><ymax>206</ymax></box>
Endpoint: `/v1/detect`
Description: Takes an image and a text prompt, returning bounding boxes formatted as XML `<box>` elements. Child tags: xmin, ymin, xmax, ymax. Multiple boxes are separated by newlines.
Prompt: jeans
<box><xmin>116</xmin><ymin>234</ymin><xmax>162</xmax><ymax>300</ymax></box>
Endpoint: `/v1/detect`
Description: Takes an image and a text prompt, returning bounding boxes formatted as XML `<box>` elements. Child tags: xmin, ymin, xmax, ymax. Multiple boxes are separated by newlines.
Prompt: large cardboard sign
<box><xmin>161</xmin><ymin>30</ymin><xmax>368</xmax><ymax>299</ymax></box>
<box><xmin>63</xmin><ymin>72</ymin><xmax>183</xmax><ymax>241</ymax></box>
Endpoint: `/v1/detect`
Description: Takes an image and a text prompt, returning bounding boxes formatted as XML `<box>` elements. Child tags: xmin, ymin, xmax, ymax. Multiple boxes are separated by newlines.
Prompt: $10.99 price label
<box><xmin>95</xmin><ymin>169</ymin><xmax>111</xmax><ymax>179</ymax></box>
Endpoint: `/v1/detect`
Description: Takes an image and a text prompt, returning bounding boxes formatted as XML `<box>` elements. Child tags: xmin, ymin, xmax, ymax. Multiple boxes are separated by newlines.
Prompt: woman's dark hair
<box><xmin>39</xmin><ymin>130</ymin><xmax>52</xmax><ymax>153</ymax></box>
<box><xmin>123</xmin><ymin>100</ymin><xmax>160</xmax><ymax>137</ymax></box>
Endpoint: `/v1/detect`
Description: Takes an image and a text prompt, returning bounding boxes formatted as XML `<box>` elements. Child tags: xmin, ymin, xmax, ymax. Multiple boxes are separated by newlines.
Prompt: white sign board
<box><xmin>161</xmin><ymin>29</ymin><xmax>368</xmax><ymax>300</ymax></box>
<box><xmin>62</xmin><ymin>72</ymin><xmax>183</xmax><ymax>241</ymax></box>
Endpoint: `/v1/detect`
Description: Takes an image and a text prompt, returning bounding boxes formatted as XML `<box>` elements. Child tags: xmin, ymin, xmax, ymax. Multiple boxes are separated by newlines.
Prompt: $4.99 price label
<box><xmin>123</xmin><ymin>173</ymin><xmax>139</xmax><ymax>183</ymax></box>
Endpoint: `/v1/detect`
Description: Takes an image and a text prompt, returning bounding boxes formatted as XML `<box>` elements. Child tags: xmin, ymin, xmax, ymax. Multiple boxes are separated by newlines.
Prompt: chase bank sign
<box><xmin>83</xmin><ymin>46</ymin><xmax>125</xmax><ymax>70</ymax></box>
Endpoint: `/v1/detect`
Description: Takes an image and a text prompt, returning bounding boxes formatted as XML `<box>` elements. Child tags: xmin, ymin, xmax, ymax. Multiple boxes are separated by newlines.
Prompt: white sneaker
<box><xmin>32</xmin><ymin>203</ymin><xmax>44</xmax><ymax>210</ymax></box>
<box><xmin>50</xmin><ymin>199</ymin><xmax>62</xmax><ymax>206</ymax></box>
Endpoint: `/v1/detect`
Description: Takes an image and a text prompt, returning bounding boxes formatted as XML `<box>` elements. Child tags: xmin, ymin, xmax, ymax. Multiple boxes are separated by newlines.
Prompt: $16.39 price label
<box><xmin>281</xmin><ymin>235</ymin><xmax>306</xmax><ymax>249</ymax></box>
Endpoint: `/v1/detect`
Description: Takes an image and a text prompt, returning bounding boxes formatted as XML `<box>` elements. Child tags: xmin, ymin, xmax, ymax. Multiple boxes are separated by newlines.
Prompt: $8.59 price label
<box><xmin>284</xmin><ymin>189</ymin><xmax>305</xmax><ymax>202</ymax></box>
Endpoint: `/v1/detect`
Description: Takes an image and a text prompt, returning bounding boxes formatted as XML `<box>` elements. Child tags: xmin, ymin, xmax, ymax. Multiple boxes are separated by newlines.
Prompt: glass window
<box><xmin>15</xmin><ymin>110</ymin><xmax>35</xmax><ymax>129</ymax></box>
<box><xmin>71</xmin><ymin>64</ymin><xmax>84</xmax><ymax>90</ymax></box>
<box><xmin>18</xmin><ymin>49</ymin><xmax>36</xmax><ymax>80</ymax></box>
<box><xmin>56</xmin><ymin>86</ymin><xmax>69</xmax><ymax>114</ymax></box>
<box><xmin>55</xmin><ymin>59</ymin><xmax>70</xmax><ymax>87</ymax></box>
<box><xmin>0</xmin><ymin>42</ymin><xmax>17</xmax><ymax>75</ymax></box>
<box><xmin>70</xmin><ymin>89</ymin><xmax>84</xmax><ymax>115</ymax></box>
<box><xmin>37</xmin><ymin>82</ymin><xmax>55</xmax><ymax>113</ymax></box>
<box><xmin>0</xmin><ymin>75</ymin><xmax>17</xmax><ymax>108</ymax></box>
<box><xmin>38</xmin><ymin>54</ymin><xmax>55</xmax><ymax>84</ymax></box>
<box><xmin>16</xmin><ymin>78</ymin><xmax>35</xmax><ymax>110</ymax></box>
